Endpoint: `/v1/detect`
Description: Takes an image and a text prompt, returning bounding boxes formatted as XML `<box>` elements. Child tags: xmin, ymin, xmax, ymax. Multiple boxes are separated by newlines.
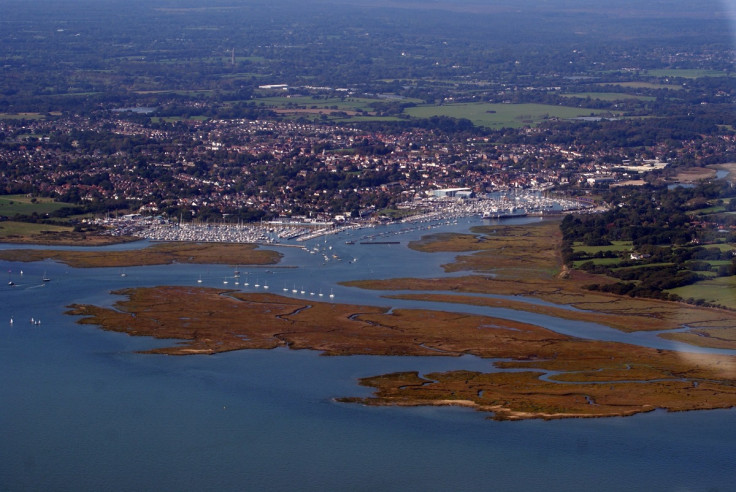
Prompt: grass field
<box><xmin>573</xmin><ymin>241</ymin><xmax>632</xmax><ymax>254</ymax></box>
<box><xmin>644</xmin><ymin>69</ymin><xmax>731</xmax><ymax>79</ymax></box>
<box><xmin>404</xmin><ymin>103</ymin><xmax>616</xmax><ymax>128</ymax></box>
<box><xmin>0</xmin><ymin>221</ymin><xmax>73</xmax><ymax>239</ymax></box>
<box><xmin>704</xmin><ymin>243</ymin><xmax>735</xmax><ymax>253</ymax></box>
<box><xmin>668</xmin><ymin>276</ymin><xmax>736</xmax><ymax>309</ymax></box>
<box><xmin>693</xmin><ymin>205</ymin><xmax>727</xmax><ymax>214</ymax></box>
<box><xmin>0</xmin><ymin>195</ymin><xmax>76</xmax><ymax>217</ymax></box>
<box><xmin>0</xmin><ymin>113</ymin><xmax>45</xmax><ymax>120</ymax></box>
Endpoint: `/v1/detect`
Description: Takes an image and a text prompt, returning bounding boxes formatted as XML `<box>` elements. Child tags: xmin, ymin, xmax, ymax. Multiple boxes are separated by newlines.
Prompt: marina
<box><xmin>104</xmin><ymin>191</ymin><xmax>593</xmax><ymax>245</ymax></box>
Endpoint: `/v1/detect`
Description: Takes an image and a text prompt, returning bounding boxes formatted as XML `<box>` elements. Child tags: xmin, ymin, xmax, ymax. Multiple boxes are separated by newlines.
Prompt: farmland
<box><xmin>0</xmin><ymin>195</ymin><xmax>77</xmax><ymax>217</ymax></box>
<box><xmin>404</xmin><ymin>103</ymin><xmax>617</xmax><ymax>129</ymax></box>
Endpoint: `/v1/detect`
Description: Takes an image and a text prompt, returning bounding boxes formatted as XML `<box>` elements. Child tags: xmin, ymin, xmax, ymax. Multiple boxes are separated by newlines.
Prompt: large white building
<box><xmin>431</xmin><ymin>187</ymin><xmax>474</xmax><ymax>199</ymax></box>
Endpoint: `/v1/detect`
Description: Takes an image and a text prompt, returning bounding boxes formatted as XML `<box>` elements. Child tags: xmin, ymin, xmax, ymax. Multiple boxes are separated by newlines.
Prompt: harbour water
<box><xmin>2</xmin><ymin>217</ymin><xmax>735</xmax><ymax>491</ymax></box>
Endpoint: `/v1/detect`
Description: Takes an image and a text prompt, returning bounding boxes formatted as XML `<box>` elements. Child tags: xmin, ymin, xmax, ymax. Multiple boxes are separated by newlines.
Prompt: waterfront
<box><xmin>102</xmin><ymin>190</ymin><xmax>592</xmax><ymax>244</ymax></box>
<box><xmin>2</xmin><ymin>216</ymin><xmax>736</xmax><ymax>491</ymax></box>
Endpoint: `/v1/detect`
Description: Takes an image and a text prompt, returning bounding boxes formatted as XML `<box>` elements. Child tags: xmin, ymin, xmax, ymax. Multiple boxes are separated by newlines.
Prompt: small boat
<box><xmin>42</xmin><ymin>272</ymin><xmax>51</xmax><ymax>282</ymax></box>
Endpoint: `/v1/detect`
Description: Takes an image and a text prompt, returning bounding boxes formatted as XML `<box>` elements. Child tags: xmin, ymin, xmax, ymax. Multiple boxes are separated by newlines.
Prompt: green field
<box><xmin>573</xmin><ymin>241</ymin><xmax>633</xmax><ymax>254</ymax></box>
<box><xmin>561</xmin><ymin>92</ymin><xmax>655</xmax><ymax>102</ymax></box>
<box><xmin>668</xmin><ymin>276</ymin><xmax>736</xmax><ymax>309</ymax></box>
<box><xmin>404</xmin><ymin>103</ymin><xmax>616</xmax><ymax>129</ymax></box>
<box><xmin>644</xmin><ymin>69</ymin><xmax>731</xmax><ymax>79</ymax></box>
<box><xmin>691</xmin><ymin>206</ymin><xmax>728</xmax><ymax>215</ymax></box>
<box><xmin>0</xmin><ymin>113</ymin><xmax>45</xmax><ymax>120</ymax></box>
<box><xmin>0</xmin><ymin>195</ymin><xmax>76</xmax><ymax>217</ymax></box>
<box><xmin>705</xmin><ymin>243</ymin><xmax>736</xmax><ymax>253</ymax></box>
<box><xmin>0</xmin><ymin>221</ymin><xmax>73</xmax><ymax>239</ymax></box>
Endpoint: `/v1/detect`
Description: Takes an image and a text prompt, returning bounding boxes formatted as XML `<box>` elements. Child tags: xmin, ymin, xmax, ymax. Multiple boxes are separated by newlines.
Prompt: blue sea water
<box><xmin>1</xmin><ymin>217</ymin><xmax>735</xmax><ymax>491</ymax></box>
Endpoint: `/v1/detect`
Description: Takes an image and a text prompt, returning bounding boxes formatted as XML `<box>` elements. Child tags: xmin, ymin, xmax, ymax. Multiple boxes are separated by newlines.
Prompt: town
<box><xmin>1</xmin><ymin>110</ymin><xmax>731</xmax><ymax>229</ymax></box>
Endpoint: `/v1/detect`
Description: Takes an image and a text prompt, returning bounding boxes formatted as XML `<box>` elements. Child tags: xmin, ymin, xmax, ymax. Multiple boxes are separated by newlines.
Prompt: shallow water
<box><xmin>2</xmin><ymin>217</ymin><xmax>735</xmax><ymax>491</ymax></box>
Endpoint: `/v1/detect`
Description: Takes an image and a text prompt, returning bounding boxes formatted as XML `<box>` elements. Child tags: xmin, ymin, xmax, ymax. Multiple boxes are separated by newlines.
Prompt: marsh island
<box><xmin>67</xmin><ymin>286</ymin><xmax>736</xmax><ymax>420</ymax></box>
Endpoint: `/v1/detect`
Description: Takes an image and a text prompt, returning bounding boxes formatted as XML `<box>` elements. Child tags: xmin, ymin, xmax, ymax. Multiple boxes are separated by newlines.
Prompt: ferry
<box><xmin>482</xmin><ymin>207</ymin><xmax>528</xmax><ymax>220</ymax></box>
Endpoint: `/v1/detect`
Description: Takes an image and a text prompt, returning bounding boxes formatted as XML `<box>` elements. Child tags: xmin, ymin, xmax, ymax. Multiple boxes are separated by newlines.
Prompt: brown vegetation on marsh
<box><xmin>0</xmin><ymin>242</ymin><xmax>282</xmax><ymax>268</ymax></box>
<box><xmin>67</xmin><ymin>286</ymin><xmax>736</xmax><ymax>420</ymax></box>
